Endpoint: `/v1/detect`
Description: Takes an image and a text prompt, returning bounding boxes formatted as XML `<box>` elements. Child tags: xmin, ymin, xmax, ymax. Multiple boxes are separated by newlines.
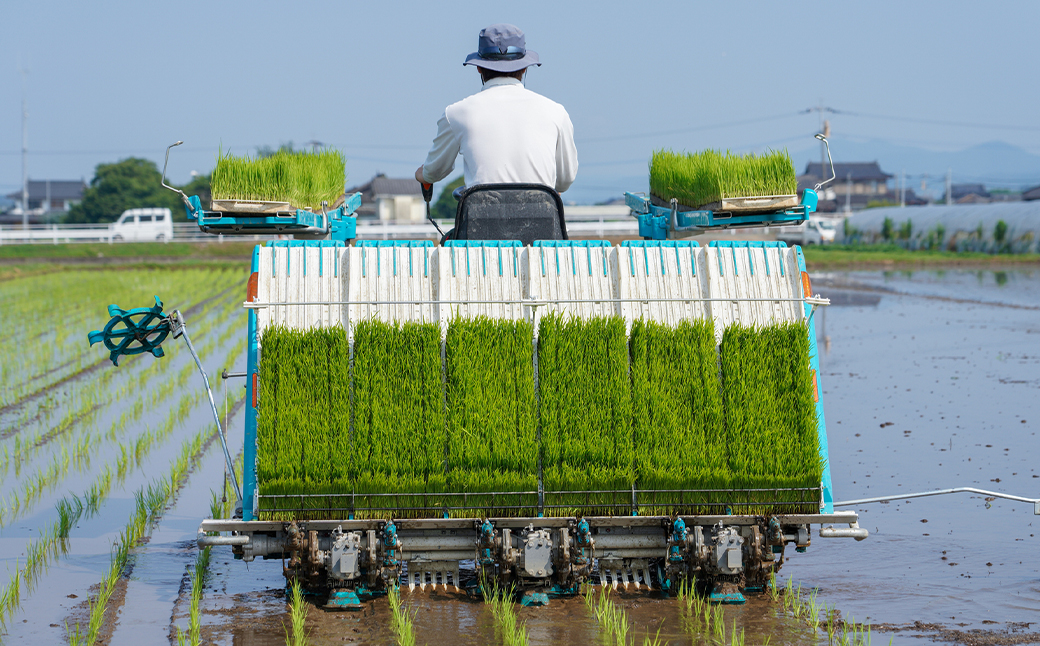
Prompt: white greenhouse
<box><xmin>844</xmin><ymin>202</ymin><xmax>1040</xmax><ymax>253</ymax></box>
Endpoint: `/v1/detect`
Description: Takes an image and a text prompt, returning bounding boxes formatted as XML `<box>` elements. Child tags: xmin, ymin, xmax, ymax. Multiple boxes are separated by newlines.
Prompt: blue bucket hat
<box><xmin>464</xmin><ymin>23</ymin><xmax>541</xmax><ymax>73</ymax></box>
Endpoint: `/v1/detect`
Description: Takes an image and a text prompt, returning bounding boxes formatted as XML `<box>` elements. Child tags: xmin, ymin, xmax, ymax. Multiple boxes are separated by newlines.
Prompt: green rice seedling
<box><xmin>586</xmin><ymin>586</ymin><xmax>628</xmax><ymax>646</ymax></box>
<box><xmin>649</xmin><ymin>148</ymin><xmax>797</xmax><ymax>209</ymax></box>
<box><xmin>480</xmin><ymin>575</ymin><xmax>529</xmax><ymax>646</ymax></box>
<box><xmin>768</xmin><ymin>570</ymin><xmax>780</xmax><ymax>603</ymax></box>
<box><xmin>824</xmin><ymin>603</ymin><xmax>838</xmax><ymax>642</ymax></box>
<box><xmin>730</xmin><ymin>618</ymin><xmax>745</xmax><ymax>646</ymax></box>
<box><xmin>284</xmin><ymin>578</ymin><xmax>310</xmax><ymax>646</ymax></box>
<box><xmin>387</xmin><ymin>585</ymin><xmax>417</xmax><ymax>646</ymax></box>
<box><xmin>184</xmin><ymin>546</ymin><xmax>210</xmax><ymax>646</ymax></box>
<box><xmin>712</xmin><ymin>605</ymin><xmax>726</xmax><ymax>641</ymax></box>
<box><xmin>256</xmin><ymin>325</ymin><xmax>350</xmax><ymax>517</ymax></box>
<box><xmin>807</xmin><ymin>587</ymin><xmax>821</xmax><ymax>631</ymax></box>
<box><xmin>639</xmin><ymin>626</ymin><xmax>664</xmax><ymax>646</ymax></box>
<box><xmin>720</xmin><ymin>322</ymin><xmax>822</xmax><ymax>514</ymax></box>
<box><xmin>351</xmin><ymin>319</ymin><xmax>444</xmax><ymax>518</ymax></box>
<box><xmin>445</xmin><ymin>316</ymin><xmax>537</xmax><ymax>517</ymax></box>
<box><xmin>539</xmin><ymin>314</ymin><xmax>633</xmax><ymax>516</ymax></box>
<box><xmin>56</xmin><ymin>494</ymin><xmax>84</xmax><ymax>538</ymax></box>
<box><xmin>211</xmin><ymin>148</ymin><xmax>345</xmax><ymax>211</ymax></box>
<box><xmin>630</xmin><ymin>318</ymin><xmax>726</xmax><ymax>514</ymax></box>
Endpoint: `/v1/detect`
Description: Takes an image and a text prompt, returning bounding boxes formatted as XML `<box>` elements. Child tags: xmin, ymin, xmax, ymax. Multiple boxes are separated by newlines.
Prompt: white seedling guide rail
<box><xmin>249</xmin><ymin>244</ymin><xmax>817</xmax><ymax>344</ymax></box>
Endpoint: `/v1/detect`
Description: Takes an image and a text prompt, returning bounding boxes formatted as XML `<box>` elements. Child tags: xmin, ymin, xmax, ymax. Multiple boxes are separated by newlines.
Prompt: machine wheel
<box><xmin>156</xmin><ymin>234</ymin><xmax>167</xmax><ymax>242</ymax></box>
<box><xmin>112</xmin><ymin>235</ymin><xmax>123</xmax><ymax>242</ymax></box>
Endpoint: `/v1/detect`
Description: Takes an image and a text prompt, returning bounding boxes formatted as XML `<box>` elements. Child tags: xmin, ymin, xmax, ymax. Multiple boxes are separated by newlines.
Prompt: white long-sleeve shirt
<box><xmin>421</xmin><ymin>77</ymin><xmax>578</xmax><ymax>193</ymax></box>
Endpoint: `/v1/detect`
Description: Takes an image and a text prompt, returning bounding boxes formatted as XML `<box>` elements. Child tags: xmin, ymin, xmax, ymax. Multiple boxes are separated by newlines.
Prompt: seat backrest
<box><xmin>450</xmin><ymin>184</ymin><xmax>567</xmax><ymax>245</ymax></box>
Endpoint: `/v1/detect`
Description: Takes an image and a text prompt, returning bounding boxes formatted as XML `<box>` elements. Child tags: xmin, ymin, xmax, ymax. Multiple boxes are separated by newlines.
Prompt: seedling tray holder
<box><xmin>182</xmin><ymin>192</ymin><xmax>361</xmax><ymax>242</ymax></box>
<box><xmin>624</xmin><ymin>189</ymin><xmax>818</xmax><ymax>241</ymax></box>
<box><xmin>160</xmin><ymin>141</ymin><xmax>359</xmax><ymax>242</ymax></box>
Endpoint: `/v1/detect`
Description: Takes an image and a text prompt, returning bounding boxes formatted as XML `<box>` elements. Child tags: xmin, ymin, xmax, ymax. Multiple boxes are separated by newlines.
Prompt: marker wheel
<box><xmin>87</xmin><ymin>295</ymin><xmax>171</xmax><ymax>366</ymax></box>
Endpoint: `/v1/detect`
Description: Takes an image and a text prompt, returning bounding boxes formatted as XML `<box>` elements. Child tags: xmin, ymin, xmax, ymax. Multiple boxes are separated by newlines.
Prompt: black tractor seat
<box><xmin>442</xmin><ymin>183</ymin><xmax>567</xmax><ymax>246</ymax></box>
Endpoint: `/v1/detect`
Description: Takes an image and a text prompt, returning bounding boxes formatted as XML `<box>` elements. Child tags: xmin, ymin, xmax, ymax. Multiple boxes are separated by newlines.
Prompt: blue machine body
<box><xmin>183</xmin><ymin>192</ymin><xmax>361</xmax><ymax>242</ymax></box>
<box><xmin>240</xmin><ymin>238</ymin><xmax>835</xmax><ymax>519</ymax></box>
<box><xmin>625</xmin><ymin>189</ymin><xmax>818</xmax><ymax>241</ymax></box>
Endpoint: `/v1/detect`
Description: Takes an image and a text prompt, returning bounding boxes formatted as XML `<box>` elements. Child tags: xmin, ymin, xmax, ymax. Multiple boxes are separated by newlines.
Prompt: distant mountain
<box><xmin>791</xmin><ymin>139</ymin><xmax>1040</xmax><ymax>192</ymax></box>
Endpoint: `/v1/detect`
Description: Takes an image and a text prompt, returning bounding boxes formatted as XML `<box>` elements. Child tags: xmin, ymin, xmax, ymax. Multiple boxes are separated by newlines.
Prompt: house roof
<box><xmin>801</xmin><ymin>162</ymin><xmax>892</xmax><ymax>182</ymax></box>
<box><xmin>371</xmin><ymin>176</ymin><xmax>422</xmax><ymax>197</ymax></box>
<box><xmin>949</xmin><ymin>183</ymin><xmax>990</xmax><ymax>200</ymax></box>
<box><xmin>4</xmin><ymin>179</ymin><xmax>86</xmax><ymax>202</ymax></box>
<box><xmin>1023</xmin><ymin>185</ymin><xmax>1040</xmax><ymax>201</ymax></box>
<box><xmin>345</xmin><ymin>174</ymin><xmax>424</xmax><ymax>217</ymax></box>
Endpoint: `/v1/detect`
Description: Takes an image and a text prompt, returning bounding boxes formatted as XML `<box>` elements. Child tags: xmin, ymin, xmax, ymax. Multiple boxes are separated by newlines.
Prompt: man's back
<box><xmin>443</xmin><ymin>78</ymin><xmax>576</xmax><ymax>191</ymax></box>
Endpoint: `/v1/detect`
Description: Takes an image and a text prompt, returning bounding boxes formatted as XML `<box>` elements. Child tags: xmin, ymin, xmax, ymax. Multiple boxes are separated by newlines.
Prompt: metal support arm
<box><xmin>168</xmin><ymin>310</ymin><xmax>243</xmax><ymax>506</ymax></box>
<box><xmin>835</xmin><ymin>487</ymin><xmax>1040</xmax><ymax>515</ymax></box>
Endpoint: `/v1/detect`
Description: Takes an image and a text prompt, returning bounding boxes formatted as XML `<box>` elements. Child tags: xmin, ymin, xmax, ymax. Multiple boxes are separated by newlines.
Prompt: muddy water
<box><xmin>0</xmin><ymin>296</ymin><xmax>246</xmax><ymax>643</ymax></box>
<box><xmin>790</xmin><ymin>268</ymin><xmax>1040</xmax><ymax>642</ymax></box>
<box><xmin>4</xmin><ymin>268</ymin><xmax>1033</xmax><ymax>645</ymax></box>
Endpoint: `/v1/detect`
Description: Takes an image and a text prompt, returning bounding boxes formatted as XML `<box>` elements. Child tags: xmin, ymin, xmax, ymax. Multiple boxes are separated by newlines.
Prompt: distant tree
<box><xmin>182</xmin><ymin>173</ymin><xmax>212</xmax><ymax>212</ymax></box>
<box><xmin>842</xmin><ymin>217</ymin><xmax>855</xmax><ymax>240</ymax></box>
<box><xmin>881</xmin><ymin>217</ymin><xmax>894</xmax><ymax>241</ymax></box>
<box><xmin>431</xmin><ymin>175</ymin><xmax>466</xmax><ymax>221</ymax></box>
<box><xmin>256</xmin><ymin>142</ymin><xmax>298</xmax><ymax>158</ymax></box>
<box><xmin>65</xmin><ymin>158</ymin><xmax>186</xmax><ymax>223</ymax></box>
<box><xmin>994</xmin><ymin>220</ymin><xmax>1008</xmax><ymax>244</ymax></box>
<box><xmin>898</xmin><ymin>219</ymin><xmax>913</xmax><ymax>241</ymax></box>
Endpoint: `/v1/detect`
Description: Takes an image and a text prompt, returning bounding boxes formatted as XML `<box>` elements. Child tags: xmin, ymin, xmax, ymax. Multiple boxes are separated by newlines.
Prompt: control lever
<box><xmin>421</xmin><ymin>182</ymin><xmax>445</xmax><ymax>237</ymax></box>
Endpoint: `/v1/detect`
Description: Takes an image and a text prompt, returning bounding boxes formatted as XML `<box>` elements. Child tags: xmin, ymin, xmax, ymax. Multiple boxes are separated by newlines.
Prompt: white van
<box><xmin>111</xmin><ymin>208</ymin><xmax>174</xmax><ymax>242</ymax></box>
<box><xmin>774</xmin><ymin>217</ymin><xmax>838</xmax><ymax>246</ymax></box>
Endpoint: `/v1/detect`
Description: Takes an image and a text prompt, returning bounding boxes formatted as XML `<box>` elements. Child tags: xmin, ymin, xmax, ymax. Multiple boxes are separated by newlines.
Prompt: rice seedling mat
<box><xmin>649</xmin><ymin>148</ymin><xmax>798</xmax><ymax>212</ymax></box>
<box><xmin>254</xmin><ymin>316</ymin><xmax>822</xmax><ymax>519</ymax></box>
<box><xmin>210</xmin><ymin>148</ymin><xmax>346</xmax><ymax>213</ymax></box>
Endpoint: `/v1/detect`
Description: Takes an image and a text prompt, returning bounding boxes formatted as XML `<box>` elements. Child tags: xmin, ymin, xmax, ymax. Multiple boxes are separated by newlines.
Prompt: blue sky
<box><xmin>2</xmin><ymin>0</ymin><xmax>1039</xmax><ymax>203</ymax></box>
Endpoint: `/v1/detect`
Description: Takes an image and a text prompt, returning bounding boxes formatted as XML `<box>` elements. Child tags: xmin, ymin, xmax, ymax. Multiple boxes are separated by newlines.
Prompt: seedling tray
<box><xmin>211</xmin><ymin>199</ymin><xmax>294</xmax><ymax>214</ymax></box>
<box><xmin>650</xmin><ymin>193</ymin><xmax>799</xmax><ymax>214</ymax></box>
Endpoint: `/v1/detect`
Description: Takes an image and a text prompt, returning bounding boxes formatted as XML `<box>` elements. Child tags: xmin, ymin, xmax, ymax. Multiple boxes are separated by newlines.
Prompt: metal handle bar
<box><xmin>835</xmin><ymin>487</ymin><xmax>1040</xmax><ymax>515</ymax></box>
<box><xmin>813</xmin><ymin>134</ymin><xmax>836</xmax><ymax>192</ymax></box>
<box><xmin>160</xmin><ymin>141</ymin><xmax>193</xmax><ymax>208</ymax></box>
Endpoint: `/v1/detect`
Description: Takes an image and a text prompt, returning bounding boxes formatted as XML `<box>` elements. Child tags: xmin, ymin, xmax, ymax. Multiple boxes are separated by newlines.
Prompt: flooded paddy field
<box><xmin>1</xmin><ymin>265</ymin><xmax>1038</xmax><ymax>645</ymax></box>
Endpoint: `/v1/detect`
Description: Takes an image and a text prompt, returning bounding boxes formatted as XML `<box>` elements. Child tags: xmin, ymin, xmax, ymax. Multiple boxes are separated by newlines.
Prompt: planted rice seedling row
<box><xmin>256</xmin><ymin>315</ymin><xmax>821</xmax><ymax>518</ymax></box>
<box><xmin>1</xmin><ymin>379</ymin><xmax>217</xmax><ymax>628</ymax></box>
<box><xmin>66</xmin><ymin>420</ymin><xmax>219</xmax><ymax>643</ymax></box>
<box><xmin>0</xmin><ymin>267</ymin><xmax>239</xmax><ymax>408</ymax></box>
<box><xmin>0</xmin><ymin>364</ymin><xmax>205</xmax><ymax>527</ymax></box>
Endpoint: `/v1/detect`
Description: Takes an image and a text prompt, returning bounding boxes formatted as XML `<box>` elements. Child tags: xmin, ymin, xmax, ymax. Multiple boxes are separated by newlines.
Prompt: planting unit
<box><xmin>151</xmin><ymin>136</ymin><xmax>869</xmax><ymax>608</ymax></box>
<box><xmin>191</xmin><ymin>237</ymin><xmax>864</xmax><ymax>608</ymax></box>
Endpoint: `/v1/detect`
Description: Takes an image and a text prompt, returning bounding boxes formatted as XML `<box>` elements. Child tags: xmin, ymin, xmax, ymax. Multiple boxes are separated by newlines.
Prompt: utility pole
<box><xmin>945</xmin><ymin>168</ymin><xmax>952</xmax><ymax>205</ymax></box>
<box><xmin>900</xmin><ymin>169</ymin><xmax>905</xmax><ymax>207</ymax></box>
<box><xmin>845</xmin><ymin>172</ymin><xmax>852</xmax><ymax>214</ymax></box>
<box><xmin>21</xmin><ymin>64</ymin><xmax>29</xmax><ymax>229</ymax></box>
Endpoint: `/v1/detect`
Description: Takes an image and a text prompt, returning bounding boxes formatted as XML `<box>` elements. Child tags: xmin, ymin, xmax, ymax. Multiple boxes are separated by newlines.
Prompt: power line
<box><xmin>818</xmin><ymin>108</ymin><xmax>1040</xmax><ymax>132</ymax></box>
<box><xmin>577</xmin><ymin>112</ymin><xmax>804</xmax><ymax>144</ymax></box>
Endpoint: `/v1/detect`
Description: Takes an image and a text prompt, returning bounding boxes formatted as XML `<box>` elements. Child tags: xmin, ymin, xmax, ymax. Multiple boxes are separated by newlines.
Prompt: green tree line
<box><xmin>66</xmin><ymin>158</ymin><xmax>210</xmax><ymax>224</ymax></box>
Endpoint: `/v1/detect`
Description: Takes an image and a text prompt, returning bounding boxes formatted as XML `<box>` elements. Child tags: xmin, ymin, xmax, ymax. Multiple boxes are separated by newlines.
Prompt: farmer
<box><xmin>414</xmin><ymin>23</ymin><xmax>578</xmax><ymax>194</ymax></box>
